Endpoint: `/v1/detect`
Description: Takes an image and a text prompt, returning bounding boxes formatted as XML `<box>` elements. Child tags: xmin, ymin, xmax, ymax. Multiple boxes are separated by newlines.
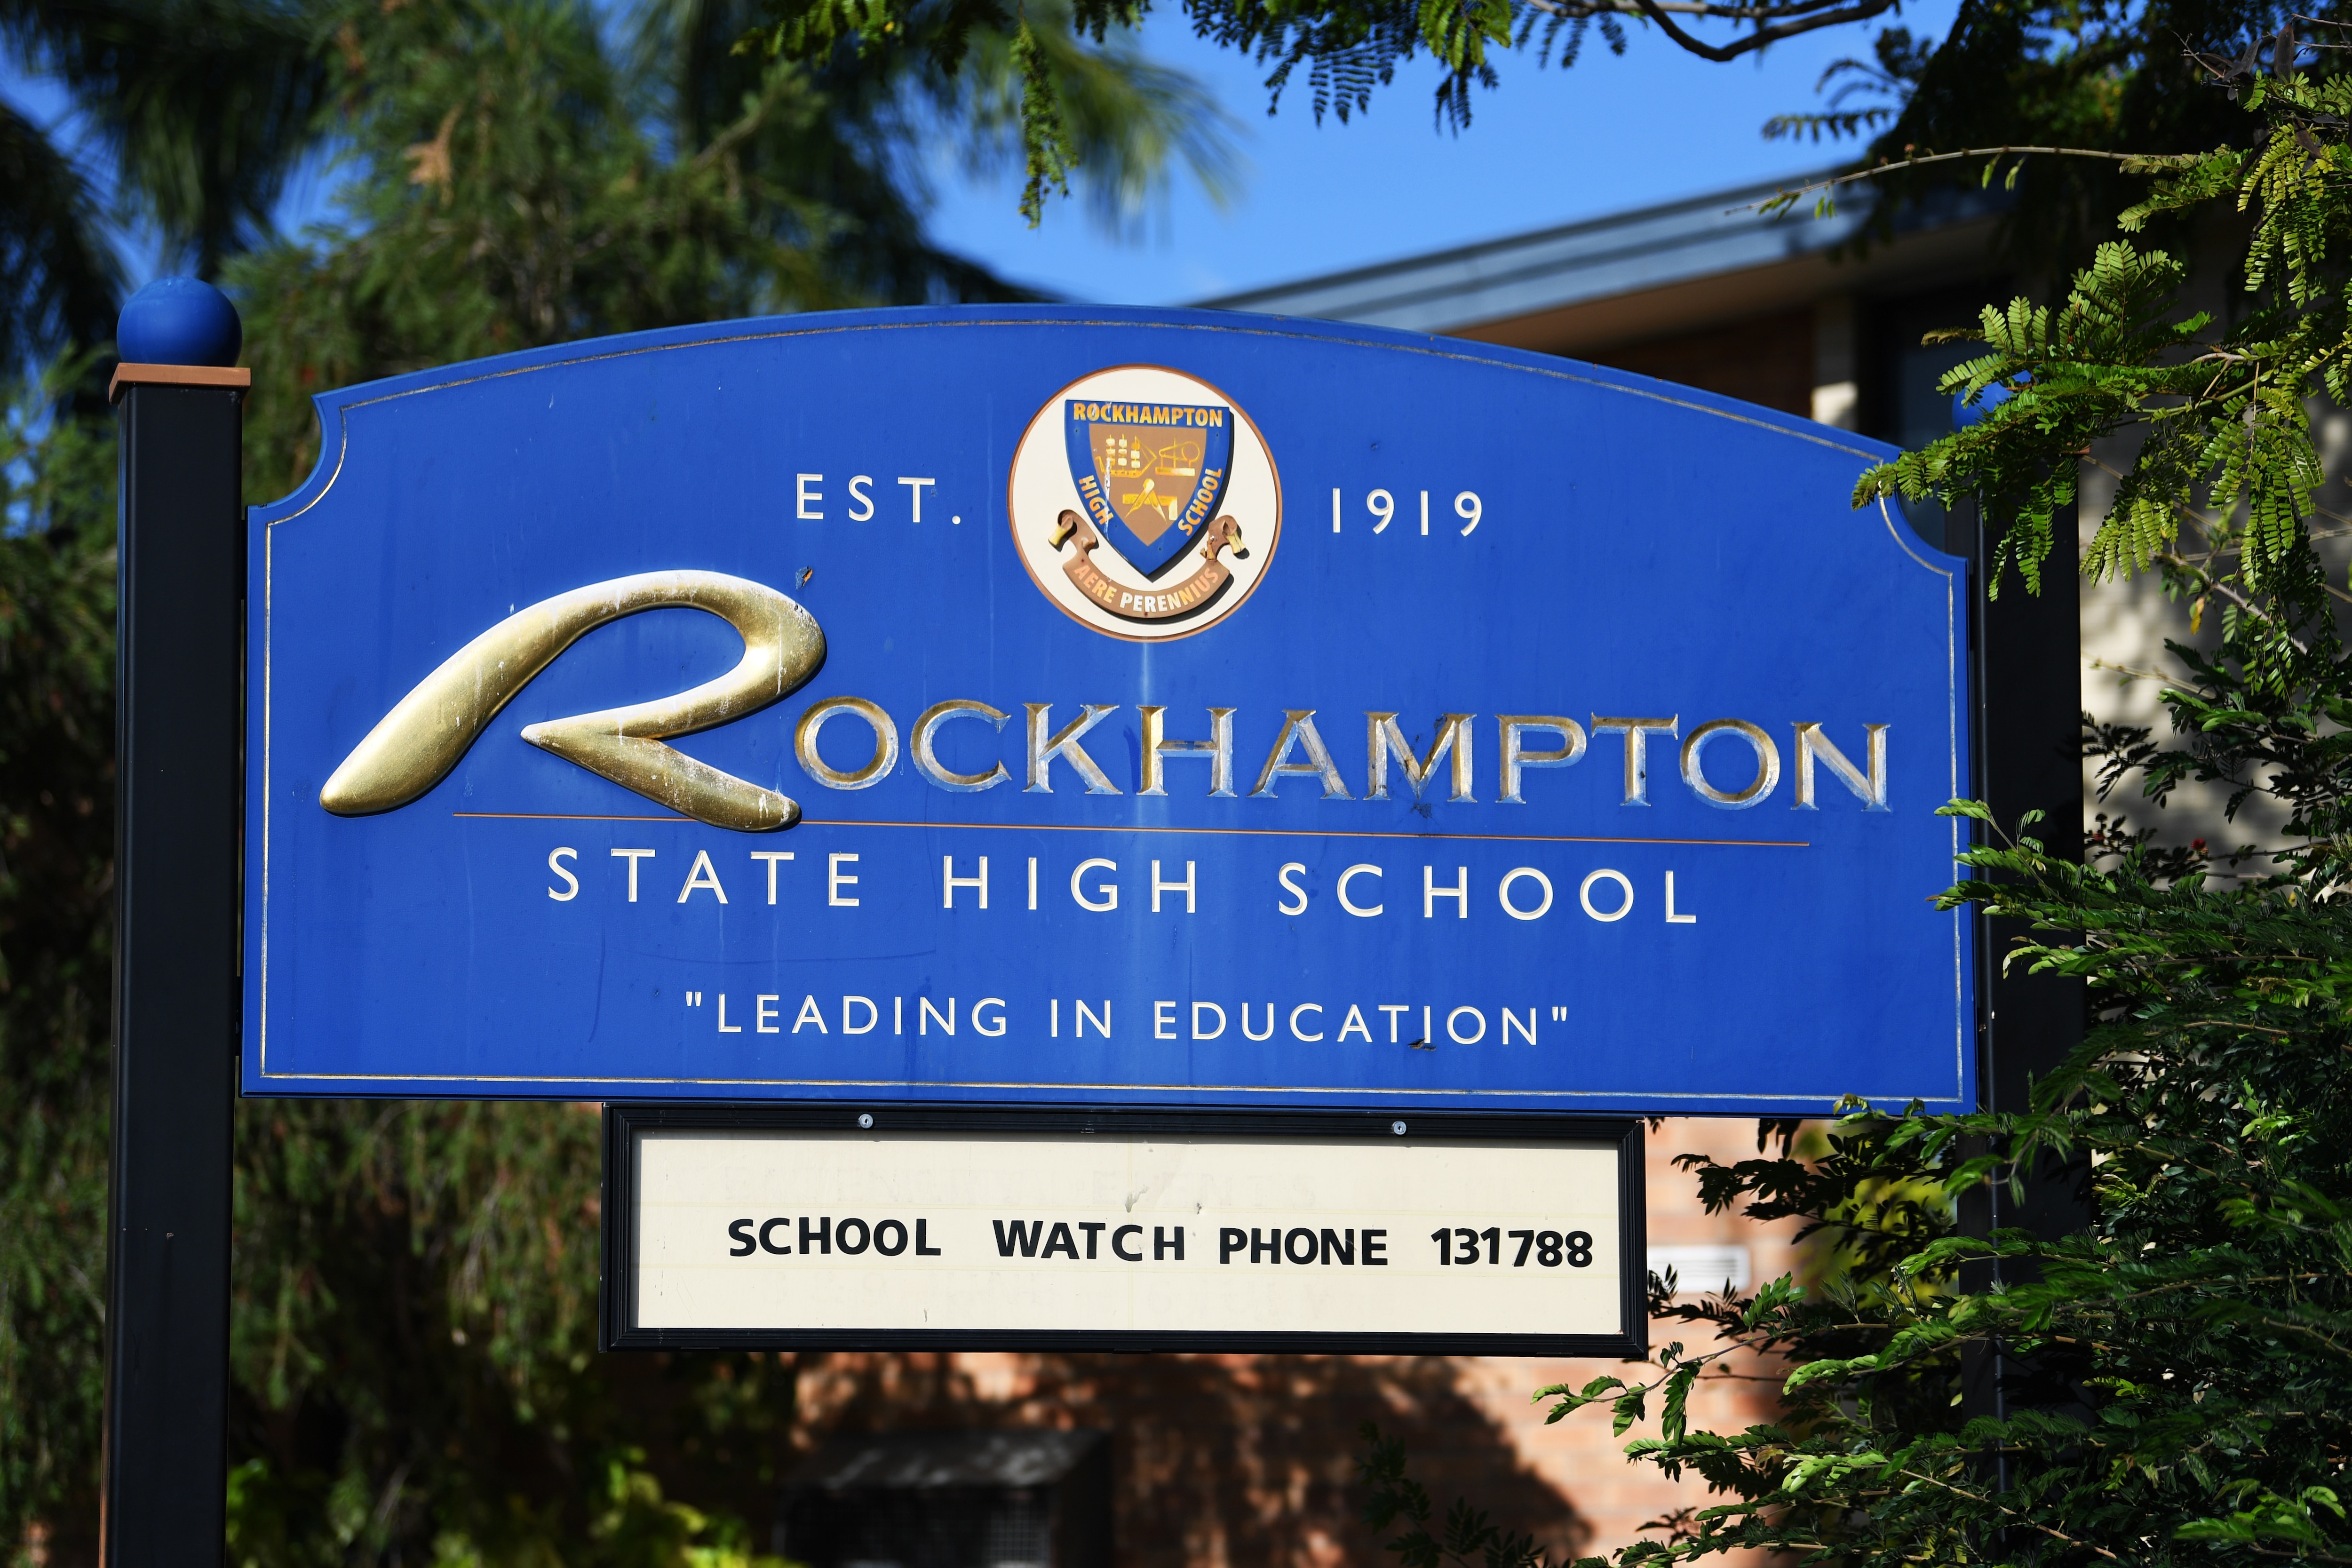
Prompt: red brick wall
<box><xmin>787</xmin><ymin>1119</ymin><xmax>1801</xmax><ymax>1566</ymax></box>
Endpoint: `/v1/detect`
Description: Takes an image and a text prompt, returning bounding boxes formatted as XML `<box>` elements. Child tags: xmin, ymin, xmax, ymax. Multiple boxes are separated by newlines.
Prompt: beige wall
<box><xmin>2077</xmin><ymin>416</ymin><xmax>2352</xmax><ymax>865</ymax></box>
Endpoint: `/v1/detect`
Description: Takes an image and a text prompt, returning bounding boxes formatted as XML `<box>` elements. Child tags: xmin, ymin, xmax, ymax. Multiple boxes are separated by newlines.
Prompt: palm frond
<box><xmin>0</xmin><ymin>96</ymin><xmax>119</xmax><ymax>375</ymax></box>
<box><xmin>5</xmin><ymin>0</ymin><xmax>331</xmax><ymax>271</ymax></box>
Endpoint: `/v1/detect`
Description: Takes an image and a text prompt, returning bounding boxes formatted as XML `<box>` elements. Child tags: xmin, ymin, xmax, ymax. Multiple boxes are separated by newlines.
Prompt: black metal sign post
<box><xmin>101</xmin><ymin>338</ymin><xmax>248</xmax><ymax>1566</ymax></box>
<box><xmin>1961</xmin><ymin>501</ymin><xmax>2092</xmax><ymax>1444</ymax></box>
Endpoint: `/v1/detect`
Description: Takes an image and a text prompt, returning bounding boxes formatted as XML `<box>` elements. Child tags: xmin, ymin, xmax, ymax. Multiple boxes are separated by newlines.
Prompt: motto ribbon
<box><xmin>1050</xmin><ymin>510</ymin><xmax>1248</xmax><ymax>622</ymax></box>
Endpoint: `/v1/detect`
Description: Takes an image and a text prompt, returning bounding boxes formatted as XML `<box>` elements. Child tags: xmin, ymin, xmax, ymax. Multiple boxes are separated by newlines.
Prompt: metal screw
<box><xmin>1391</xmin><ymin>1120</ymin><xmax>1407</xmax><ymax>1136</ymax></box>
<box><xmin>858</xmin><ymin>1112</ymin><xmax>874</xmax><ymax>1129</ymax></box>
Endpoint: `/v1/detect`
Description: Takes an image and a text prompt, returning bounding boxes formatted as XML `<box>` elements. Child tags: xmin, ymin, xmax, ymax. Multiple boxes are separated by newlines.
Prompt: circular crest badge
<box><xmin>1008</xmin><ymin>365</ymin><xmax>1280</xmax><ymax>641</ymax></box>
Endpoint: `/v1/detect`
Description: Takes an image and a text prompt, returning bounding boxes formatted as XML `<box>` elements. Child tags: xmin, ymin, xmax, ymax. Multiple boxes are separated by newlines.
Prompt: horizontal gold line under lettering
<box><xmin>449</xmin><ymin>812</ymin><xmax>1808</xmax><ymax>849</ymax></box>
<box><xmin>453</xmin><ymin>811</ymin><xmax>694</xmax><ymax>821</ymax></box>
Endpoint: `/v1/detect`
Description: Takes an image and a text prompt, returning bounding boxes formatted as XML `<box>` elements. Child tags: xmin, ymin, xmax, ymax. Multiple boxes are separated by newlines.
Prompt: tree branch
<box><xmin>1609</xmin><ymin>0</ymin><xmax>1901</xmax><ymax>61</ymax></box>
<box><xmin>1737</xmin><ymin>145</ymin><xmax>2201</xmax><ymax>212</ymax></box>
<box><xmin>1519</xmin><ymin>0</ymin><xmax>1884</xmax><ymax>21</ymax></box>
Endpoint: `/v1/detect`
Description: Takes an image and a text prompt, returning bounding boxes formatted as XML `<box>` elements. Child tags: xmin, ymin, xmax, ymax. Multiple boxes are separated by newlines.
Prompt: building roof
<box><xmin>1197</xmin><ymin>171</ymin><xmax>2006</xmax><ymax>348</ymax></box>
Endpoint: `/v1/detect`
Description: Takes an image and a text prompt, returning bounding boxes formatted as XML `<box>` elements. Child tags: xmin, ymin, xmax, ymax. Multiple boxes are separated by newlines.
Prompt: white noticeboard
<box><xmin>601</xmin><ymin>1107</ymin><xmax>1646</xmax><ymax>1355</ymax></box>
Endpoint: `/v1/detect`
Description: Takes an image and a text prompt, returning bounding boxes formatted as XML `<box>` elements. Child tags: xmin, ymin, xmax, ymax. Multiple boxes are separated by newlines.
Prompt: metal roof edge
<box><xmin>1197</xmin><ymin>168</ymin><xmax>2006</xmax><ymax>326</ymax></box>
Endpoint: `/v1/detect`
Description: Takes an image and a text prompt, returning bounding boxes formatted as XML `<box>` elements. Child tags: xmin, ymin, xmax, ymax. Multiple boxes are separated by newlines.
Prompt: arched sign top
<box><xmin>247</xmin><ymin>305</ymin><xmax>1970</xmax><ymax>1113</ymax></box>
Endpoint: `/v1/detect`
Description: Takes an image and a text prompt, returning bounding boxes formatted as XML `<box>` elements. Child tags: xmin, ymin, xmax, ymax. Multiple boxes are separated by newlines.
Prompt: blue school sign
<box><xmin>244</xmin><ymin>306</ymin><xmax>1971</xmax><ymax>1113</ymax></box>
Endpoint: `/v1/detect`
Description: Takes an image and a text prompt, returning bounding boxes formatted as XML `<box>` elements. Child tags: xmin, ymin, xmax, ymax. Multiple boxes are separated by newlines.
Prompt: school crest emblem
<box><xmin>1009</xmin><ymin>365</ymin><xmax>1281</xmax><ymax>641</ymax></box>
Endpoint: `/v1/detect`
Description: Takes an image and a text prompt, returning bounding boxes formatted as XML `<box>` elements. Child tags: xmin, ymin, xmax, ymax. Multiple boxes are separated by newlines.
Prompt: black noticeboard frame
<box><xmin>599</xmin><ymin>1101</ymin><xmax>1647</xmax><ymax>1358</ymax></box>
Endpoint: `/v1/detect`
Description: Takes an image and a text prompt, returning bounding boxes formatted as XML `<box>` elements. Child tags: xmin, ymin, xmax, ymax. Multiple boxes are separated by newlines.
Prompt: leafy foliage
<box><xmin>0</xmin><ymin>356</ymin><xmax>119</xmax><ymax>1568</ymax></box>
<box><xmin>0</xmin><ymin>0</ymin><xmax>330</xmax><ymax>376</ymax></box>
<box><xmin>1500</xmin><ymin>809</ymin><xmax>2352</xmax><ymax>1564</ymax></box>
<box><xmin>1356</xmin><ymin>38</ymin><xmax>2352</xmax><ymax>1568</ymax></box>
<box><xmin>1359</xmin><ymin>1423</ymin><xmax>1549</xmax><ymax>1568</ymax></box>
<box><xmin>747</xmin><ymin>0</ymin><xmax>1544</xmax><ymax>216</ymax></box>
<box><xmin>743</xmin><ymin>0</ymin><xmax>2323</xmax><ymax>267</ymax></box>
<box><xmin>2</xmin><ymin>0</ymin><xmax>329</xmax><ymax>271</ymax></box>
<box><xmin>1370</xmin><ymin>823</ymin><xmax>2352</xmax><ymax>1568</ymax></box>
<box><xmin>0</xmin><ymin>356</ymin><xmax>808</xmax><ymax>1568</ymax></box>
<box><xmin>745</xmin><ymin>0</ymin><xmax>1237</xmax><ymax>220</ymax></box>
<box><xmin>1760</xmin><ymin>25</ymin><xmax>1932</xmax><ymax>143</ymax></box>
<box><xmin>1857</xmin><ymin>36</ymin><xmax>2352</xmax><ymax>632</ymax></box>
<box><xmin>1849</xmin><ymin>0</ymin><xmax>2277</xmax><ymax>279</ymax></box>
<box><xmin>0</xmin><ymin>105</ymin><xmax>123</xmax><ymax>382</ymax></box>
<box><xmin>225</xmin><ymin>1098</ymin><xmax>804</xmax><ymax>1568</ymax></box>
<box><xmin>0</xmin><ymin>0</ymin><xmax>1223</xmax><ymax>1560</ymax></box>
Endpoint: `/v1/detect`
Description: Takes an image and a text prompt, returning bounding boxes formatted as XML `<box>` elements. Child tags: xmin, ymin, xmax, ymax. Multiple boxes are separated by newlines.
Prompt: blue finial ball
<box><xmin>1952</xmin><ymin>373</ymin><xmax>2027</xmax><ymax>430</ymax></box>
<box><xmin>117</xmin><ymin>277</ymin><xmax>242</xmax><ymax>367</ymax></box>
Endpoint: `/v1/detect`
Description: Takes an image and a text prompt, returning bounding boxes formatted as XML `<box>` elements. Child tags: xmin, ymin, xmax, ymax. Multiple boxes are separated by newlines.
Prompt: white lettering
<box><xmin>1276</xmin><ymin>862</ymin><xmax>1309</xmax><ymax>915</ymax></box>
<box><xmin>1498</xmin><ymin>867</ymin><xmax>1553</xmax><ymax>920</ymax></box>
<box><xmin>1423</xmin><ymin>865</ymin><xmax>1469</xmax><ymax>920</ymax></box>
<box><xmin>611</xmin><ymin>847</ymin><xmax>655</xmax><ymax>901</ymax></box>
<box><xmin>1666</xmin><ymin>870</ymin><xmax>1697</xmax><ymax>924</ymax></box>
<box><xmin>898</xmin><ymin>476</ymin><xmax>935</xmax><ymax>521</ymax></box>
<box><xmin>677</xmin><ymin>849</ymin><xmax>728</xmax><ymax>903</ymax></box>
<box><xmin>547</xmin><ymin>846</ymin><xmax>579</xmax><ymax>900</ymax></box>
<box><xmin>1151</xmin><ymin>859</ymin><xmax>1196</xmax><ymax>914</ymax></box>
<box><xmin>1071</xmin><ymin>858</ymin><xmax>1118</xmax><ymax>912</ymax></box>
<box><xmin>1580</xmin><ymin>868</ymin><xmax>1635</xmax><ymax>922</ymax></box>
<box><xmin>749</xmin><ymin>850</ymin><xmax>793</xmax><ymax>904</ymax></box>
<box><xmin>944</xmin><ymin>855</ymin><xmax>989</xmax><ymax>909</ymax></box>
<box><xmin>829</xmin><ymin>852</ymin><xmax>860</xmax><ymax>907</ymax></box>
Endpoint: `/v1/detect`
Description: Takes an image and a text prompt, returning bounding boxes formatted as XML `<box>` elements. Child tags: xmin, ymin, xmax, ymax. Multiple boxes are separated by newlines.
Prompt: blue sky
<box><xmin>922</xmin><ymin>0</ymin><xmax>1964</xmax><ymax>303</ymax></box>
<box><xmin>3</xmin><ymin>0</ymin><xmax>1962</xmax><ymax>307</ymax></box>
